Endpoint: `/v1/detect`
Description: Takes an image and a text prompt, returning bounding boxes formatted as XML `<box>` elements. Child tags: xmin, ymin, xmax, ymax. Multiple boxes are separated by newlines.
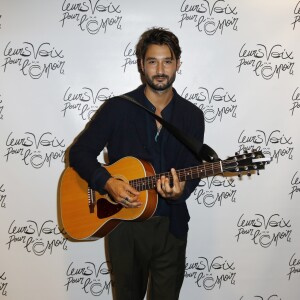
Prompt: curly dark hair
<box><xmin>135</xmin><ymin>27</ymin><xmax>181</xmax><ymax>72</ymax></box>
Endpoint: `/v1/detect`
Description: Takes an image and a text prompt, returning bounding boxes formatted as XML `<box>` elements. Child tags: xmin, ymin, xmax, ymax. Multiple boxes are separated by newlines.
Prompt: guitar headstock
<box><xmin>222</xmin><ymin>150</ymin><xmax>272</xmax><ymax>176</ymax></box>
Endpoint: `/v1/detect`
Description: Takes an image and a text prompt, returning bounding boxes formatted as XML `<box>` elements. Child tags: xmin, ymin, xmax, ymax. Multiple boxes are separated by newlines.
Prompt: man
<box><xmin>69</xmin><ymin>27</ymin><xmax>205</xmax><ymax>299</ymax></box>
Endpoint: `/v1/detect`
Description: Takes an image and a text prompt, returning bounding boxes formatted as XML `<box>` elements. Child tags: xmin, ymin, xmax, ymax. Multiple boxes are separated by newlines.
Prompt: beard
<box><xmin>144</xmin><ymin>72</ymin><xmax>176</xmax><ymax>92</ymax></box>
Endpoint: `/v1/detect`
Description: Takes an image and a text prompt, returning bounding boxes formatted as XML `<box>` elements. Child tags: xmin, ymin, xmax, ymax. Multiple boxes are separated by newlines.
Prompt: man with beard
<box><xmin>69</xmin><ymin>27</ymin><xmax>205</xmax><ymax>300</ymax></box>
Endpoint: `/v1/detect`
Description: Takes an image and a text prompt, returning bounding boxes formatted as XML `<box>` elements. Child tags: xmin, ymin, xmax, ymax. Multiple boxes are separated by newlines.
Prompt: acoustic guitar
<box><xmin>59</xmin><ymin>151</ymin><xmax>270</xmax><ymax>240</ymax></box>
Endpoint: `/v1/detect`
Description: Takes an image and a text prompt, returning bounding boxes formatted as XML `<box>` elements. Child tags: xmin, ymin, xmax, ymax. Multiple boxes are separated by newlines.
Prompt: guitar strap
<box><xmin>119</xmin><ymin>94</ymin><xmax>219</xmax><ymax>162</ymax></box>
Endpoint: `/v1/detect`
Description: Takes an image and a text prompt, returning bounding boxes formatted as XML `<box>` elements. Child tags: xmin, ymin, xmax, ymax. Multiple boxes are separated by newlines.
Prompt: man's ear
<box><xmin>140</xmin><ymin>59</ymin><xmax>145</xmax><ymax>73</ymax></box>
<box><xmin>176</xmin><ymin>59</ymin><xmax>181</xmax><ymax>72</ymax></box>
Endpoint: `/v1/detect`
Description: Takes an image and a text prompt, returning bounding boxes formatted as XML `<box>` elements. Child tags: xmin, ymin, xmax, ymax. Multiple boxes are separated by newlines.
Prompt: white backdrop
<box><xmin>1</xmin><ymin>1</ymin><xmax>300</xmax><ymax>299</ymax></box>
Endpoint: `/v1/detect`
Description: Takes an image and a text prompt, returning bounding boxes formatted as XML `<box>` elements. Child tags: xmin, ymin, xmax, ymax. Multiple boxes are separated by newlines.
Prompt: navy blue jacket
<box><xmin>69</xmin><ymin>84</ymin><xmax>205</xmax><ymax>238</ymax></box>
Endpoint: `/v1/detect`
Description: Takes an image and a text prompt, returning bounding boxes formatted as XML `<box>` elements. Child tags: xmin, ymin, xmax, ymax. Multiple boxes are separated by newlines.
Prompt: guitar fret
<box><xmin>198</xmin><ymin>166</ymin><xmax>204</xmax><ymax>177</ymax></box>
<box><xmin>219</xmin><ymin>160</ymin><xmax>223</xmax><ymax>173</ymax></box>
<box><xmin>190</xmin><ymin>167</ymin><xmax>193</xmax><ymax>179</ymax></box>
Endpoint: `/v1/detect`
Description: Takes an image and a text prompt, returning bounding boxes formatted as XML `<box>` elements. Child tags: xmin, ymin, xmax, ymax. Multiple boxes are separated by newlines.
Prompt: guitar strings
<box><xmin>130</xmin><ymin>159</ymin><xmax>242</xmax><ymax>191</ymax></box>
<box><xmin>130</xmin><ymin>155</ymin><xmax>263</xmax><ymax>191</ymax></box>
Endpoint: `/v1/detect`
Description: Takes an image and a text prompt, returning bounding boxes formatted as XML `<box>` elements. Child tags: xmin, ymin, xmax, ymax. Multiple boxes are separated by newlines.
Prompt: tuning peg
<box><xmin>238</xmin><ymin>173</ymin><xmax>242</xmax><ymax>178</ymax></box>
<box><xmin>235</xmin><ymin>152</ymin><xmax>239</xmax><ymax>156</ymax></box>
<box><xmin>247</xmin><ymin>172</ymin><xmax>251</xmax><ymax>177</ymax></box>
<box><xmin>257</xmin><ymin>170</ymin><xmax>260</xmax><ymax>175</ymax></box>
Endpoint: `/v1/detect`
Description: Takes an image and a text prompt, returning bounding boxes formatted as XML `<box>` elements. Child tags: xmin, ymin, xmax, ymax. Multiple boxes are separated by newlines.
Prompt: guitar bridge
<box><xmin>88</xmin><ymin>187</ymin><xmax>96</xmax><ymax>213</ymax></box>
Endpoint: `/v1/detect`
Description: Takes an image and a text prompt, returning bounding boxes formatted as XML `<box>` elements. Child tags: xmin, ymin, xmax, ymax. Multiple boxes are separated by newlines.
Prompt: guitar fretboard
<box><xmin>129</xmin><ymin>161</ymin><xmax>223</xmax><ymax>191</ymax></box>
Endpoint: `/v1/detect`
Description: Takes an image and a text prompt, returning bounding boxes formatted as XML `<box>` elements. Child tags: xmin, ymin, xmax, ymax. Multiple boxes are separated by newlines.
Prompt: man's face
<box><xmin>141</xmin><ymin>44</ymin><xmax>180</xmax><ymax>92</ymax></box>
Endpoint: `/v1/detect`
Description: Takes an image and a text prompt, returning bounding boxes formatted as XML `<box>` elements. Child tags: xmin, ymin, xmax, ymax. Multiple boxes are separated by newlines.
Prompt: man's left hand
<box><xmin>156</xmin><ymin>168</ymin><xmax>185</xmax><ymax>200</ymax></box>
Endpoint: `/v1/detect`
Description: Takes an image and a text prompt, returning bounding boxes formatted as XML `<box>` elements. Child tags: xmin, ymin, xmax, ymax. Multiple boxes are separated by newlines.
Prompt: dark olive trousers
<box><xmin>107</xmin><ymin>217</ymin><xmax>187</xmax><ymax>300</ymax></box>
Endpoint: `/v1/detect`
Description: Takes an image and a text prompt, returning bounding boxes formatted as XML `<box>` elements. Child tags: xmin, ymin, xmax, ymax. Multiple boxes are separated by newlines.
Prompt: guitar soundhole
<box><xmin>97</xmin><ymin>198</ymin><xmax>123</xmax><ymax>219</ymax></box>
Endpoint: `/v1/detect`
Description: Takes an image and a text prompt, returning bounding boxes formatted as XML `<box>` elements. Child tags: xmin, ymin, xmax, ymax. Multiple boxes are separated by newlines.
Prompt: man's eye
<box><xmin>165</xmin><ymin>60</ymin><xmax>172</xmax><ymax>64</ymax></box>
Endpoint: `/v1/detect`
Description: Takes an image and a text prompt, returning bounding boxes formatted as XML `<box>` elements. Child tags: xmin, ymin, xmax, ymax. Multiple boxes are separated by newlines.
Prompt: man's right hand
<box><xmin>104</xmin><ymin>177</ymin><xmax>141</xmax><ymax>208</ymax></box>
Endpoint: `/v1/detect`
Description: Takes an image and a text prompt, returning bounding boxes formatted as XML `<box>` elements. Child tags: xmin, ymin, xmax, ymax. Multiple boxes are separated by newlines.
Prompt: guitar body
<box><xmin>59</xmin><ymin>157</ymin><xmax>158</xmax><ymax>240</ymax></box>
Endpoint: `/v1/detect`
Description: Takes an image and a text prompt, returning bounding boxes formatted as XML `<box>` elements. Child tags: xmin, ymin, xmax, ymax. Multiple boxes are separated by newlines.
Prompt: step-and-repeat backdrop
<box><xmin>1</xmin><ymin>1</ymin><xmax>300</xmax><ymax>299</ymax></box>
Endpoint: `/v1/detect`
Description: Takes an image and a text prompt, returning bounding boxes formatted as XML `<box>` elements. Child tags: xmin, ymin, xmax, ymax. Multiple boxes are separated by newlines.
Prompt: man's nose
<box><xmin>156</xmin><ymin>62</ymin><xmax>164</xmax><ymax>74</ymax></box>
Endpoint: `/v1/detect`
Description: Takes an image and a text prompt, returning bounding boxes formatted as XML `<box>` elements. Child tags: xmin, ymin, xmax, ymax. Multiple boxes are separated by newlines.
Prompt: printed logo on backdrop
<box><xmin>60</xmin><ymin>0</ymin><xmax>122</xmax><ymax>34</ymax></box>
<box><xmin>237</xmin><ymin>129</ymin><xmax>294</xmax><ymax>163</ymax></box>
<box><xmin>183</xmin><ymin>83</ymin><xmax>238</xmax><ymax>208</ymax></box>
<box><xmin>4</xmin><ymin>131</ymin><xmax>65</xmax><ymax>168</ymax></box>
<box><xmin>240</xmin><ymin>295</ymin><xmax>282</xmax><ymax>300</ymax></box>
<box><xmin>0</xmin><ymin>272</ymin><xmax>8</xmax><ymax>296</ymax></box>
<box><xmin>1</xmin><ymin>42</ymin><xmax>65</xmax><ymax>79</ymax></box>
<box><xmin>236</xmin><ymin>213</ymin><xmax>292</xmax><ymax>248</ymax></box>
<box><xmin>65</xmin><ymin>261</ymin><xmax>112</xmax><ymax>296</ymax></box>
<box><xmin>289</xmin><ymin>171</ymin><xmax>300</xmax><ymax>200</ymax></box>
<box><xmin>122</xmin><ymin>42</ymin><xmax>137</xmax><ymax>72</ymax></box>
<box><xmin>185</xmin><ymin>255</ymin><xmax>236</xmax><ymax>290</ymax></box>
<box><xmin>122</xmin><ymin>41</ymin><xmax>183</xmax><ymax>74</ymax></box>
<box><xmin>178</xmin><ymin>0</ymin><xmax>238</xmax><ymax>35</ymax></box>
<box><xmin>192</xmin><ymin>175</ymin><xmax>237</xmax><ymax>208</ymax></box>
<box><xmin>287</xmin><ymin>253</ymin><xmax>300</xmax><ymax>280</ymax></box>
<box><xmin>237</xmin><ymin>43</ymin><xmax>294</xmax><ymax>80</ymax></box>
<box><xmin>62</xmin><ymin>86</ymin><xmax>115</xmax><ymax>120</ymax></box>
<box><xmin>181</xmin><ymin>86</ymin><xmax>237</xmax><ymax>123</ymax></box>
<box><xmin>0</xmin><ymin>184</ymin><xmax>7</xmax><ymax>209</ymax></box>
<box><xmin>290</xmin><ymin>87</ymin><xmax>300</xmax><ymax>116</ymax></box>
<box><xmin>6</xmin><ymin>220</ymin><xmax>67</xmax><ymax>256</ymax></box>
<box><xmin>292</xmin><ymin>1</ymin><xmax>300</xmax><ymax>30</ymax></box>
<box><xmin>0</xmin><ymin>94</ymin><xmax>3</xmax><ymax>120</ymax></box>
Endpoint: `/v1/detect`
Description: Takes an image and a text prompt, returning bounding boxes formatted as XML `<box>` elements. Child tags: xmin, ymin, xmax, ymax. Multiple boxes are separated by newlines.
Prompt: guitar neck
<box><xmin>130</xmin><ymin>161</ymin><xmax>223</xmax><ymax>192</ymax></box>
